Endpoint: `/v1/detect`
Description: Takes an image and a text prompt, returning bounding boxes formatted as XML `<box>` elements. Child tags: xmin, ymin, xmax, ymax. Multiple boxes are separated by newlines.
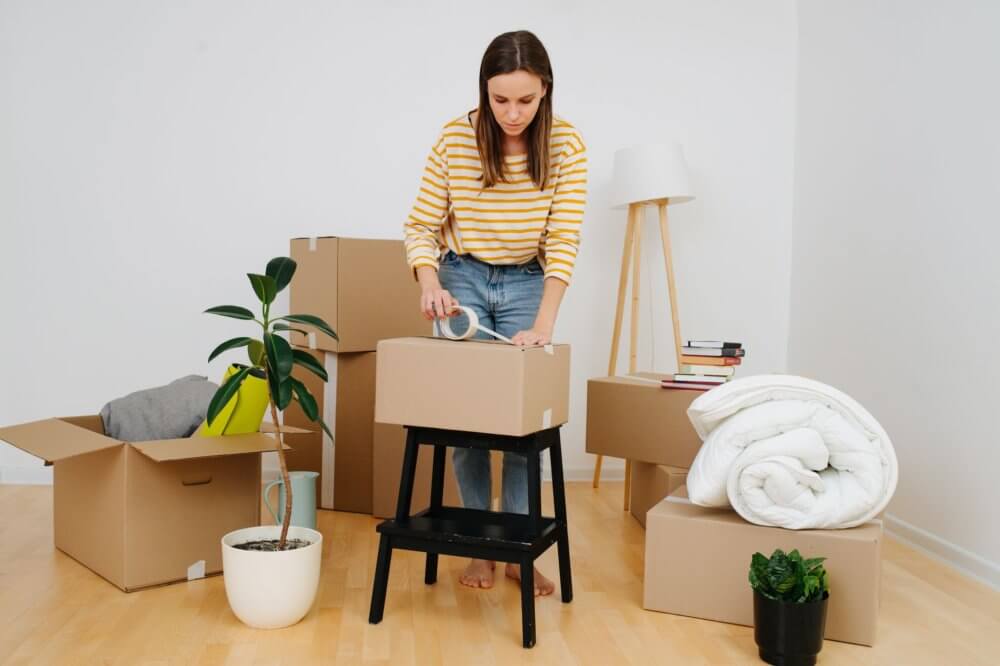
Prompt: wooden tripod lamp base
<box><xmin>592</xmin><ymin>141</ymin><xmax>695</xmax><ymax>511</ymax></box>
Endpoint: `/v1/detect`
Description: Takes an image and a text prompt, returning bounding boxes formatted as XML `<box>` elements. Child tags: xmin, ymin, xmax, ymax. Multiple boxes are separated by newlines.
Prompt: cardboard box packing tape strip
<box><xmin>434</xmin><ymin>306</ymin><xmax>514</xmax><ymax>344</ymax></box>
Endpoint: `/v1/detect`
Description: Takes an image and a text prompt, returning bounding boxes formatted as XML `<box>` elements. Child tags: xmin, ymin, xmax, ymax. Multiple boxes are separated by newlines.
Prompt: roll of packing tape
<box><xmin>436</xmin><ymin>305</ymin><xmax>514</xmax><ymax>345</ymax></box>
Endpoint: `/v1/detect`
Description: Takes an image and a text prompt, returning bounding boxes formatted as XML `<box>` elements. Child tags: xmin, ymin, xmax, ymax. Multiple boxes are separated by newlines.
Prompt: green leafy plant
<box><xmin>205</xmin><ymin>256</ymin><xmax>336</xmax><ymax>550</ymax></box>
<box><xmin>749</xmin><ymin>549</ymin><xmax>829</xmax><ymax>603</ymax></box>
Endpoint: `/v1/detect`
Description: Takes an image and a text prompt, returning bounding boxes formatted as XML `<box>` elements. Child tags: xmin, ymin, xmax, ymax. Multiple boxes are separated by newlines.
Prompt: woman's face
<box><xmin>487</xmin><ymin>70</ymin><xmax>546</xmax><ymax>137</ymax></box>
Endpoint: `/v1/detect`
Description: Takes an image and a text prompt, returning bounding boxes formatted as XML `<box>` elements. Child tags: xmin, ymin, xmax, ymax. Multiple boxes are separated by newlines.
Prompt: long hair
<box><xmin>475</xmin><ymin>31</ymin><xmax>553</xmax><ymax>190</ymax></box>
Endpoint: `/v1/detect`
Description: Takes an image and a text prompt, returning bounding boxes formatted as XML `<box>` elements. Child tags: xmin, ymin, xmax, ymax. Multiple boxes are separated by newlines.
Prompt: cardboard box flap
<box><xmin>0</xmin><ymin>418</ymin><xmax>122</xmax><ymax>462</ymax></box>
<box><xmin>131</xmin><ymin>432</ymin><xmax>290</xmax><ymax>463</ymax></box>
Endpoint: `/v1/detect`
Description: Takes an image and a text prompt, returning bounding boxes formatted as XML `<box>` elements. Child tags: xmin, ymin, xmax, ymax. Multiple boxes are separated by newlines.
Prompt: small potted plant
<box><xmin>205</xmin><ymin>256</ymin><xmax>336</xmax><ymax>629</ymax></box>
<box><xmin>749</xmin><ymin>549</ymin><xmax>830</xmax><ymax>666</ymax></box>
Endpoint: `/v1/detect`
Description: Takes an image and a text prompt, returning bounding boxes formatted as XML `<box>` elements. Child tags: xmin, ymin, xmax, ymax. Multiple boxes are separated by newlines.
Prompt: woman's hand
<box><xmin>511</xmin><ymin>328</ymin><xmax>552</xmax><ymax>347</ymax></box>
<box><xmin>416</xmin><ymin>266</ymin><xmax>459</xmax><ymax>320</ymax></box>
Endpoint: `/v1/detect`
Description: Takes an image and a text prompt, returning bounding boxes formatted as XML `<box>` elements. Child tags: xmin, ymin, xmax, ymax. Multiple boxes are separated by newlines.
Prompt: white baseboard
<box><xmin>885</xmin><ymin>513</ymin><xmax>1000</xmax><ymax>591</ymax></box>
<box><xmin>0</xmin><ymin>466</ymin><xmax>53</xmax><ymax>485</ymax></box>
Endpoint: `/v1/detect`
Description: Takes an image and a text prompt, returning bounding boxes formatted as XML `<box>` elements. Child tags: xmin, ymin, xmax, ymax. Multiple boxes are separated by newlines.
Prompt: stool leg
<box><xmin>395</xmin><ymin>427</ymin><xmax>421</xmax><ymax>522</ymax></box>
<box><xmin>424</xmin><ymin>552</ymin><xmax>439</xmax><ymax>585</ymax></box>
<box><xmin>550</xmin><ymin>435</ymin><xmax>573</xmax><ymax>603</ymax></box>
<box><xmin>368</xmin><ymin>534</ymin><xmax>393</xmax><ymax>624</ymax></box>
<box><xmin>429</xmin><ymin>444</ymin><xmax>446</xmax><ymax>511</ymax></box>
<box><xmin>526</xmin><ymin>448</ymin><xmax>542</xmax><ymax>536</ymax></box>
<box><xmin>519</xmin><ymin>557</ymin><xmax>536</xmax><ymax>648</ymax></box>
<box><xmin>424</xmin><ymin>443</ymin><xmax>447</xmax><ymax>585</ymax></box>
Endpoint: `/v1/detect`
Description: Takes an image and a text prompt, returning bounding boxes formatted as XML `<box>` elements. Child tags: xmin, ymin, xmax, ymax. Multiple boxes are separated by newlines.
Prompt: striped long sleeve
<box><xmin>403</xmin><ymin>113</ymin><xmax>587</xmax><ymax>284</ymax></box>
<box><xmin>403</xmin><ymin>130</ymin><xmax>450</xmax><ymax>272</ymax></box>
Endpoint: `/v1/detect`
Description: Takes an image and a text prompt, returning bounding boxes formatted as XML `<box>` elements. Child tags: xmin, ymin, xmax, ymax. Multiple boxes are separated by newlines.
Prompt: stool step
<box><xmin>376</xmin><ymin>507</ymin><xmax>559</xmax><ymax>553</ymax></box>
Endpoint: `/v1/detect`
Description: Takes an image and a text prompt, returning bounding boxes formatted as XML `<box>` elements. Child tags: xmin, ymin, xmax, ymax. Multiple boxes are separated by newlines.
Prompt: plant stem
<box><xmin>268</xmin><ymin>399</ymin><xmax>293</xmax><ymax>550</ymax></box>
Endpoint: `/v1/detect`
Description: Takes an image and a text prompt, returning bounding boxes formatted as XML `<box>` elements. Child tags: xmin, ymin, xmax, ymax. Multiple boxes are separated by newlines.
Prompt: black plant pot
<box><xmin>753</xmin><ymin>589</ymin><xmax>829</xmax><ymax>666</ymax></box>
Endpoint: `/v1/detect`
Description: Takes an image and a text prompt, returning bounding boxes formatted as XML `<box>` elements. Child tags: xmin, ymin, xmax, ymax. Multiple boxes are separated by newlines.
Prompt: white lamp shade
<box><xmin>611</xmin><ymin>142</ymin><xmax>694</xmax><ymax>209</ymax></box>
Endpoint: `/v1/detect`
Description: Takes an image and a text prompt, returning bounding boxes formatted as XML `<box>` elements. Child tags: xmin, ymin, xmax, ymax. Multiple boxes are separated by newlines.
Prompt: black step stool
<box><xmin>368</xmin><ymin>425</ymin><xmax>573</xmax><ymax>648</ymax></box>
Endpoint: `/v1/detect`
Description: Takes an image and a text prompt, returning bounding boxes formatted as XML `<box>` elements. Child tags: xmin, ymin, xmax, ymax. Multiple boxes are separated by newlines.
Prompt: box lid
<box><xmin>654</xmin><ymin>487</ymin><xmax>883</xmax><ymax>540</ymax></box>
<box><xmin>384</xmin><ymin>336</ymin><xmax>569</xmax><ymax>353</ymax></box>
<box><xmin>0</xmin><ymin>418</ymin><xmax>123</xmax><ymax>463</ymax></box>
<box><xmin>131</xmin><ymin>423</ymin><xmax>310</xmax><ymax>462</ymax></box>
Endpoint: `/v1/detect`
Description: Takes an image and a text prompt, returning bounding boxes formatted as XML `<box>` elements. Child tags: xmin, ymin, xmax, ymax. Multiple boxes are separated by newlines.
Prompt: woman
<box><xmin>403</xmin><ymin>30</ymin><xmax>587</xmax><ymax>595</ymax></box>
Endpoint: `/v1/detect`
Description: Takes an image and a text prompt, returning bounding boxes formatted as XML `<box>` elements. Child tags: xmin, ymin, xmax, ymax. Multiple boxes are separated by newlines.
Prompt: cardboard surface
<box><xmin>586</xmin><ymin>374</ymin><xmax>705</xmax><ymax>467</ymax></box>
<box><xmin>629</xmin><ymin>462</ymin><xmax>688</xmax><ymax>528</ymax></box>
<box><xmin>0</xmin><ymin>415</ymin><xmax>267</xmax><ymax>592</ymax></box>
<box><xmin>644</xmin><ymin>486</ymin><xmax>882</xmax><ymax>646</ymax></box>
<box><xmin>289</xmin><ymin>237</ymin><xmax>431</xmax><ymax>353</ymax></box>
<box><xmin>284</xmin><ymin>348</ymin><xmax>376</xmax><ymax>513</ymax></box>
<box><xmin>375</xmin><ymin>337</ymin><xmax>571</xmax><ymax>437</ymax></box>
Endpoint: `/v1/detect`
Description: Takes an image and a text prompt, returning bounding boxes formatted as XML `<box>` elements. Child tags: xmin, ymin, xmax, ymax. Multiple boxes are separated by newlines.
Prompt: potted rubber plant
<box><xmin>749</xmin><ymin>549</ymin><xmax>830</xmax><ymax>666</ymax></box>
<box><xmin>205</xmin><ymin>256</ymin><xmax>336</xmax><ymax>629</ymax></box>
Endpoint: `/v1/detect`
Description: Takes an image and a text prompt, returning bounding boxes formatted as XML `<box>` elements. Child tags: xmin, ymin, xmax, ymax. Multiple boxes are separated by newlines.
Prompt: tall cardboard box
<box><xmin>586</xmin><ymin>374</ymin><xmax>707</xmax><ymax>468</ymax></box>
<box><xmin>629</xmin><ymin>462</ymin><xmax>687</xmax><ymax>528</ymax></box>
<box><xmin>375</xmin><ymin>337</ymin><xmax>570</xmax><ymax>437</ymax></box>
<box><xmin>0</xmin><ymin>416</ymin><xmax>290</xmax><ymax>592</ymax></box>
<box><xmin>283</xmin><ymin>348</ymin><xmax>376</xmax><ymax>513</ymax></box>
<box><xmin>289</xmin><ymin>237</ymin><xmax>431</xmax><ymax>353</ymax></box>
<box><xmin>644</xmin><ymin>487</ymin><xmax>882</xmax><ymax>646</ymax></box>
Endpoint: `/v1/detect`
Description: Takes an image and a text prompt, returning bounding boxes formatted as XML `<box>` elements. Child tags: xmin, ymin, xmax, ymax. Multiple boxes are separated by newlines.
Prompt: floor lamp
<box><xmin>592</xmin><ymin>142</ymin><xmax>694</xmax><ymax>510</ymax></box>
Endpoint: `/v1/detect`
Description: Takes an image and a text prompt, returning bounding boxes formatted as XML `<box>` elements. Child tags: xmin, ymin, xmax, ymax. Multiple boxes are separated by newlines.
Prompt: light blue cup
<box><xmin>264</xmin><ymin>471</ymin><xmax>319</xmax><ymax>530</ymax></box>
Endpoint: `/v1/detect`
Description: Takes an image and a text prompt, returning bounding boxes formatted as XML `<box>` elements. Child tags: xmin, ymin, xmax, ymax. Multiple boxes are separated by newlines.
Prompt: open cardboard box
<box><xmin>0</xmin><ymin>416</ymin><xmax>305</xmax><ymax>592</ymax></box>
<box><xmin>375</xmin><ymin>337</ymin><xmax>570</xmax><ymax>437</ymax></box>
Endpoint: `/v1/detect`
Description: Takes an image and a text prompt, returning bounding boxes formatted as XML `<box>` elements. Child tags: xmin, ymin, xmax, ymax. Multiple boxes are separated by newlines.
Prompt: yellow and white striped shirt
<box><xmin>403</xmin><ymin>111</ymin><xmax>587</xmax><ymax>285</ymax></box>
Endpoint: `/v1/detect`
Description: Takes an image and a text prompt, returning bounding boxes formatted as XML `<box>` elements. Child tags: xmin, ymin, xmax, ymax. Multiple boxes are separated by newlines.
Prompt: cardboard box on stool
<box><xmin>629</xmin><ymin>462</ymin><xmax>688</xmax><ymax>528</ymax></box>
<box><xmin>283</xmin><ymin>348</ymin><xmax>377</xmax><ymax>513</ymax></box>
<box><xmin>586</xmin><ymin>374</ymin><xmax>706</xmax><ymax>469</ymax></box>
<box><xmin>375</xmin><ymin>337</ymin><xmax>570</xmax><ymax>437</ymax></box>
<box><xmin>0</xmin><ymin>416</ymin><xmax>299</xmax><ymax>592</ymax></box>
<box><xmin>644</xmin><ymin>486</ymin><xmax>882</xmax><ymax>646</ymax></box>
<box><xmin>289</xmin><ymin>237</ymin><xmax>431</xmax><ymax>353</ymax></box>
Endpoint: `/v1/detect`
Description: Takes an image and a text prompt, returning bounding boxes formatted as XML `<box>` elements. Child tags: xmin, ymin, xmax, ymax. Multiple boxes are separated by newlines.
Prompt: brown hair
<box><xmin>475</xmin><ymin>31</ymin><xmax>553</xmax><ymax>190</ymax></box>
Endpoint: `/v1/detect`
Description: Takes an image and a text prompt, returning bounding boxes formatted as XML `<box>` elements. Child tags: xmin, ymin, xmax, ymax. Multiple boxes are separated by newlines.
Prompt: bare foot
<box><xmin>505</xmin><ymin>563</ymin><xmax>556</xmax><ymax>596</ymax></box>
<box><xmin>459</xmin><ymin>559</ymin><xmax>496</xmax><ymax>589</ymax></box>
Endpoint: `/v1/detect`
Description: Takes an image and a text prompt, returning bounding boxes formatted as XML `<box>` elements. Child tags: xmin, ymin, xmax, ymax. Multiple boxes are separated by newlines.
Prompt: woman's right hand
<box><xmin>416</xmin><ymin>266</ymin><xmax>459</xmax><ymax>320</ymax></box>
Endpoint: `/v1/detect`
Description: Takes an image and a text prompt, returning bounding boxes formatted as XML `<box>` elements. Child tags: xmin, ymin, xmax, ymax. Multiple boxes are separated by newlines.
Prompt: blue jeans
<box><xmin>436</xmin><ymin>250</ymin><xmax>544</xmax><ymax>513</ymax></box>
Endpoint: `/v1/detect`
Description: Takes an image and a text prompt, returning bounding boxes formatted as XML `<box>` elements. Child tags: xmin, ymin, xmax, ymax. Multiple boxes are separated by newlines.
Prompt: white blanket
<box><xmin>685</xmin><ymin>375</ymin><xmax>897</xmax><ymax>529</ymax></box>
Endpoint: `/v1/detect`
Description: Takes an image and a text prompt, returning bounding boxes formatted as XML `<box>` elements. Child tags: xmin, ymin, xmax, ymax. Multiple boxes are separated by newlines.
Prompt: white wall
<box><xmin>790</xmin><ymin>0</ymin><xmax>1000</xmax><ymax>584</ymax></box>
<box><xmin>0</xmin><ymin>0</ymin><xmax>799</xmax><ymax>482</ymax></box>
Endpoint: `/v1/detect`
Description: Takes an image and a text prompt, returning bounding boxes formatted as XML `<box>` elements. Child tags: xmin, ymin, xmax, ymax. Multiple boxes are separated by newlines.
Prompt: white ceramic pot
<box><xmin>221</xmin><ymin>525</ymin><xmax>322</xmax><ymax>629</ymax></box>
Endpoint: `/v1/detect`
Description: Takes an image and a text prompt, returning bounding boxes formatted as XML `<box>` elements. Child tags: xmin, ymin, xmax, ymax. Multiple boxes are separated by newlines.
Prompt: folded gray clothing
<box><xmin>100</xmin><ymin>375</ymin><xmax>220</xmax><ymax>442</ymax></box>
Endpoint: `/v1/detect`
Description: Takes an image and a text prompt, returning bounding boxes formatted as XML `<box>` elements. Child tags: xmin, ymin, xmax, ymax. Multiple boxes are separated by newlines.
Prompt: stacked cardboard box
<box><xmin>644</xmin><ymin>486</ymin><xmax>882</xmax><ymax>646</ymax></box>
<box><xmin>281</xmin><ymin>237</ymin><xmax>432</xmax><ymax>514</ymax></box>
<box><xmin>585</xmin><ymin>372</ymin><xmax>707</xmax><ymax>526</ymax></box>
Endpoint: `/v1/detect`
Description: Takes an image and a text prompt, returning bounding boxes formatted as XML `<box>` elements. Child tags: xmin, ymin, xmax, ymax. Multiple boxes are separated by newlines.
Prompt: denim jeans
<box><xmin>436</xmin><ymin>250</ymin><xmax>544</xmax><ymax>513</ymax></box>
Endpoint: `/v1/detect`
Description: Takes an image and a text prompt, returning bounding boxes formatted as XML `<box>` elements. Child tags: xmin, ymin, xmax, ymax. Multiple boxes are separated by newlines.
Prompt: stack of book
<box><xmin>663</xmin><ymin>340</ymin><xmax>746</xmax><ymax>389</ymax></box>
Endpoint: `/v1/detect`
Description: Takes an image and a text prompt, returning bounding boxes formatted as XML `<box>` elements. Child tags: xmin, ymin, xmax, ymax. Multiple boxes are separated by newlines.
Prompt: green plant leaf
<box><xmin>264</xmin><ymin>332</ymin><xmax>293</xmax><ymax>382</ymax></box>
<box><xmin>207</xmin><ymin>336</ymin><xmax>253</xmax><ymax>363</ymax></box>
<box><xmin>292</xmin><ymin>348</ymin><xmax>329</xmax><ymax>382</ymax></box>
<box><xmin>272</xmin><ymin>323</ymin><xmax>309</xmax><ymax>336</ymax></box>
<box><xmin>205</xmin><ymin>366</ymin><xmax>252</xmax><ymax>427</ymax></box>
<box><xmin>318</xmin><ymin>417</ymin><xmax>333</xmax><ymax>440</ymax></box>
<box><xmin>247</xmin><ymin>339</ymin><xmax>266</xmax><ymax>366</ymax></box>
<box><xmin>266</xmin><ymin>257</ymin><xmax>297</xmax><ymax>294</ymax></box>
<box><xmin>205</xmin><ymin>305</ymin><xmax>255</xmax><ymax>320</ymax></box>
<box><xmin>248</xmin><ymin>273</ymin><xmax>278</xmax><ymax>305</ymax></box>
<box><xmin>277</xmin><ymin>314</ymin><xmax>338</xmax><ymax>341</ymax></box>
<box><xmin>289</xmin><ymin>377</ymin><xmax>318</xmax><ymax>421</ymax></box>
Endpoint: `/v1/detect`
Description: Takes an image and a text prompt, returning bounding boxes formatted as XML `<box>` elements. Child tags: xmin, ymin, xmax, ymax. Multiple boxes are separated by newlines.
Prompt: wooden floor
<box><xmin>1</xmin><ymin>482</ymin><xmax>998</xmax><ymax>665</ymax></box>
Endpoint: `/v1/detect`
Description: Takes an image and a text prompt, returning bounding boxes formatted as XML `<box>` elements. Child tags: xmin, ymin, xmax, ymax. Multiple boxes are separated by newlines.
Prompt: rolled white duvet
<box><xmin>685</xmin><ymin>375</ymin><xmax>897</xmax><ymax>529</ymax></box>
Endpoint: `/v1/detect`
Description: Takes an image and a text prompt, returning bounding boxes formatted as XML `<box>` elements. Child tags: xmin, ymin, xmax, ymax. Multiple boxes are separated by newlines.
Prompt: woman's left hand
<box><xmin>511</xmin><ymin>328</ymin><xmax>552</xmax><ymax>347</ymax></box>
